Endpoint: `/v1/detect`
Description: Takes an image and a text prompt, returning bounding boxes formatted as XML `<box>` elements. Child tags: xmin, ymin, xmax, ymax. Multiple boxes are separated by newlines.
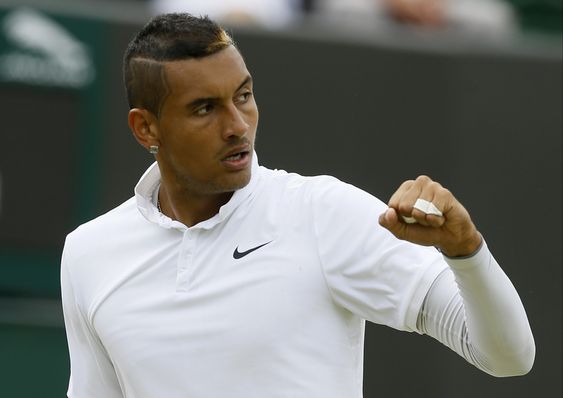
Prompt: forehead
<box><xmin>163</xmin><ymin>46</ymin><xmax>250</xmax><ymax>101</ymax></box>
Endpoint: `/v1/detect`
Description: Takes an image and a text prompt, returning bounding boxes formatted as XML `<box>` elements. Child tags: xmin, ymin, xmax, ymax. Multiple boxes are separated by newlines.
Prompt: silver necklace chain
<box><xmin>157</xmin><ymin>198</ymin><xmax>162</xmax><ymax>213</ymax></box>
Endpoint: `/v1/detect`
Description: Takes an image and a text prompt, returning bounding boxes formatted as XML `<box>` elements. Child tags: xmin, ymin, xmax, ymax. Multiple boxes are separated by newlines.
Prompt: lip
<box><xmin>221</xmin><ymin>145</ymin><xmax>252</xmax><ymax>171</ymax></box>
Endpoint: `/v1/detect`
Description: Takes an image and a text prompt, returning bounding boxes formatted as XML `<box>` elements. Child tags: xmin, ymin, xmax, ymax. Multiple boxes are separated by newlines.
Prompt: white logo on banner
<box><xmin>0</xmin><ymin>7</ymin><xmax>95</xmax><ymax>88</ymax></box>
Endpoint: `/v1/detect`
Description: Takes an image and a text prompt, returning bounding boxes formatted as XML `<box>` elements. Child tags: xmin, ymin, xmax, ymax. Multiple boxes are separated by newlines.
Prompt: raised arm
<box><xmin>378</xmin><ymin>175</ymin><xmax>535</xmax><ymax>376</ymax></box>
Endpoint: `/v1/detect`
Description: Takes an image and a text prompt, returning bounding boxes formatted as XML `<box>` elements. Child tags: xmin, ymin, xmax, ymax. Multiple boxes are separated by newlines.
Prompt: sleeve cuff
<box><xmin>442</xmin><ymin>238</ymin><xmax>490</xmax><ymax>271</ymax></box>
<box><xmin>439</xmin><ymin>233</ymin><xmax>484</xmax><ymax>260</ymax></box>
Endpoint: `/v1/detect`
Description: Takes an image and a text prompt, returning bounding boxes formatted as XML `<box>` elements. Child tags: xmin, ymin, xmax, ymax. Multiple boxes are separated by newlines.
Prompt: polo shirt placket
<box><xmin>176</xmin><ymin>229</ymin><xmax>195</xmax><ymax>292</ymax></box>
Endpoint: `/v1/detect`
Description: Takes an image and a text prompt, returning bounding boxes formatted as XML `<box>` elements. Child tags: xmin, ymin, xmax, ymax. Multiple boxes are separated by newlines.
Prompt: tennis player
<box><xmin>60</xmin><ymin>13</ymin><xmax>535</xmax><ymax>398</ymax></box>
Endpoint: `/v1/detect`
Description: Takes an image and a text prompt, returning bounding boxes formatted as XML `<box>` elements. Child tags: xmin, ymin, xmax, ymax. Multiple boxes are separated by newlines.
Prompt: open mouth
<box><xmin>221</xmin><ymin>149</ymin><xmax>251</xmax><ymax>170</ymax></box>
<box><xmin>223</xmin><ymin>151</ymin><xmax>247</xmax><ymax>161</ymax></box>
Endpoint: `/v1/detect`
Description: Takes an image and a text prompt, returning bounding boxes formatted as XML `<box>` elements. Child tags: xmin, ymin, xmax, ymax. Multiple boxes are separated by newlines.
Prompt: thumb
<box><xmin>378</xmin><ymin>207</ymin><xmax>424</xmax><ymax>243</ymax></box>
<box><xmin>378</xmin><ymin>207</ymin><xmax>403</xmax><ymax>233</ymax></box>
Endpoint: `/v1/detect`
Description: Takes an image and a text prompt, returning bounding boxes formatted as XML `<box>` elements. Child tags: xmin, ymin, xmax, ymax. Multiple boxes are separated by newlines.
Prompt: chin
<box><xmin>209</xmin><ymin>170</ymin><xmax>252</xmax><ymax>194</ymax></box>
<box><xmin>225</xmin><ymin>172</ymin><xmax>252</xmax><ymax>191</ymax></box>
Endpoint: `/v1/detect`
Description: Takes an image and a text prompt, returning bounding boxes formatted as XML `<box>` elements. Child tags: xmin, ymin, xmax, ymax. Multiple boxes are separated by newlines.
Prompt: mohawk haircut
<box><xmin>123</xmin><ymin>13</ymin><xmax>235</xmax><ymax>117</ymax></box>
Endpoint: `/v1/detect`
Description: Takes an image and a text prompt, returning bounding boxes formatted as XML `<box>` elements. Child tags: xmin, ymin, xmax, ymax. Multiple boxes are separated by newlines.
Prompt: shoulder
<box><xmin>63</xmin><ymin>197</ymin><xmax>140</xmax><ymax>261</ymax></box>
<box><xmin>257</xmin><ymin>165</ymin><xmax>387</xmax><ymax>216</ymax></box>
<box><xmin>257</xmin><ymin>165</ymin><xmax>357</xmax><ymax>197</ymax></box>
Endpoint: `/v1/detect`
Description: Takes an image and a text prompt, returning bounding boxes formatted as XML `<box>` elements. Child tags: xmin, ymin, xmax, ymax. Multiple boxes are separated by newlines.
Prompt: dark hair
<box><xmin>123</xmin><ymin>13</ymin><xmax>235</xmax><ymax>117</ymax></box>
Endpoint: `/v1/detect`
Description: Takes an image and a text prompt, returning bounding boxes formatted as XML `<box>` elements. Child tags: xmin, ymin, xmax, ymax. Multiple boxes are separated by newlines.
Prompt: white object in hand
<box><xmin>402</xmin><ymin>216</ymin><xmax>417</xmax><ymax>224</ymax></box>
<box><xmin>413</xmin><ymin>198</ymin><xmax>443</xmax><ymax>216</ymax></box>
<box><xmin>401</xmin><ymin>198</ymin><xmax>443</xmax><ymax>224</ymax></box>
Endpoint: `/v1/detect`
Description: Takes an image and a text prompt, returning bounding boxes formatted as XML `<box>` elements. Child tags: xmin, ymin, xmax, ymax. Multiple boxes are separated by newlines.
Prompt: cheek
<box><xmin>245</xmin><ymin>103</ymin><xmax>259</xmax><ymax>126</ymax></box>
<box><xmin>161</xmin><ymin>118</ymin><xmax>210</xmax><ymax>147</ymax></box>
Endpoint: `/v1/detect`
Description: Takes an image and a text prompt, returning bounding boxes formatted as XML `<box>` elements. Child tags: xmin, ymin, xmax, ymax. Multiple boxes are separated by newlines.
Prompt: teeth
<box><xmin>225</xmin><ymin>153</ymin><xmax>242</xmax><ymax>161</ymax></box>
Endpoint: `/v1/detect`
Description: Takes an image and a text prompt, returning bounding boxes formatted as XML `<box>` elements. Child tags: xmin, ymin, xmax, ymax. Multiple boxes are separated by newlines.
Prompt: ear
<box><xmin>128</xmin><ymin>108</ymin><xmax>159</xmax><ymax>151</ymax></box>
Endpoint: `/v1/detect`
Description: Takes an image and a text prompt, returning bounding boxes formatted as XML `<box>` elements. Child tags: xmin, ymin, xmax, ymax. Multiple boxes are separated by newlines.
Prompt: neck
<box><xmin>157</xmin><ymin>183</ymin><xmax>233</xmax><ymax>227</ymax></box>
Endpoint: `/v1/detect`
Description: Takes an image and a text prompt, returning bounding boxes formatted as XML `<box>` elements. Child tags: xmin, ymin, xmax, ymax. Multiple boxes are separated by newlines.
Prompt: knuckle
<box><xmin>429</xmin><ymin>181</ymin><xmax>443</xmax><ymax>191</ymax></box>
<box><xmin>416</xmin><ymin>175</ymin><xmax>432</xmax><ymax>183</ymax></box>
<box><xmin>438</xmin><ymin>187</ymin><xmax>452</xmax><ymax>197</ymax></box>
<box><xmin>400</xmin><ymin>180</ymin><xmax>415</xmax><ymax>189</ymax></box>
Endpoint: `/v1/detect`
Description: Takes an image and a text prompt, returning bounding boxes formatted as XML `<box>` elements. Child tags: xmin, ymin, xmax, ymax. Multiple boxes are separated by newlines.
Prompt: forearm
<box><xmin>417</xmin><ymin>242</ymin><xmax>535</xmax><ymax>376</ymax></box>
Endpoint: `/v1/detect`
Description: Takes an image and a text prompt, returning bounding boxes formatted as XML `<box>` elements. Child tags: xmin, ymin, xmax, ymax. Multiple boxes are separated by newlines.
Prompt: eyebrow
<box><xmin>187</xmin><ymin>75</ymin><xmax>253</xmax><ymax>110</ymax></box>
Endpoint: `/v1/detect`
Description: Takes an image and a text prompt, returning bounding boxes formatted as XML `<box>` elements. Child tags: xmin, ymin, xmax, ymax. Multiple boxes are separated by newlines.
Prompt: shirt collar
<box><xmin>134</xmin><ymin>152</ymin><xmax>260</xmax><ymax>230</ymax></box>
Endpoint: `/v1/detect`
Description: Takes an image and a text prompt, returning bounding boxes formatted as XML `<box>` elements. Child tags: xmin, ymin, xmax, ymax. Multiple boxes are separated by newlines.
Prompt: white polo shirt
<box><xmin>61</xmin><ymin>154</ymin><xmax>447</xmax><ymax>398</ymax></box>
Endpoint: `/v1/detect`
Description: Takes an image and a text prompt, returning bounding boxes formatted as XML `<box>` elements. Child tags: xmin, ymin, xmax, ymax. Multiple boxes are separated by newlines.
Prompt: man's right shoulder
<box><xmin>61</xmin><ymin>196</ymin><xmax>153</xmax><ymax>306</ymax></box>
<box><xmin>64</xmin><ymin>196</ymin><xmax>141</xmax><ymax>252</ymax></box>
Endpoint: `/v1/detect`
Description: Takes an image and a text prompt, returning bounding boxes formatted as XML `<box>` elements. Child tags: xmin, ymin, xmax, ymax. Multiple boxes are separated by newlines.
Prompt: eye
<box><xmin>195</xmin><ymin>103</ymin><xmax>213</xmax><ymax>116</ymax></box>
<box><xmin>236</xmin><ymin>91</ymin><xmax>252</xmax><ymax>103</ymax></box>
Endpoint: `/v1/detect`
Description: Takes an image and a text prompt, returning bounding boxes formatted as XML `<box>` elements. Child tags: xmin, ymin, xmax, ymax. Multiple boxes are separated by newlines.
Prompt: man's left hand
<box><xmin>378</xmin><ymin>175</ymin><xmax>482</xmax><ymax>257</ymax></box>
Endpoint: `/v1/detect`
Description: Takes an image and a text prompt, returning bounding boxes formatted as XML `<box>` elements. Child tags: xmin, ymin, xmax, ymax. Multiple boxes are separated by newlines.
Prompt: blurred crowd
<box><xmin>148</xmin><ymin>0</ymin><xmax>561</xmax><ymax>36</ymax></box>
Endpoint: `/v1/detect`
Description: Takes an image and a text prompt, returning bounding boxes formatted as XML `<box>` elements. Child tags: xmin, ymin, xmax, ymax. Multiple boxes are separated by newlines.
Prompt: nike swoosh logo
<box><xmin>233</xmin><ymin>241</ymin><xmax>272</xmax><ymax>259</ymax></box>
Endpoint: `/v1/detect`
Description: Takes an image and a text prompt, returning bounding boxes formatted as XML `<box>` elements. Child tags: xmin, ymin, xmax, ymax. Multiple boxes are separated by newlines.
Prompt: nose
<box><xmin>222</xmin><ymin>103</ymin><xmax>249</xmax><ymax>140</ymax></box>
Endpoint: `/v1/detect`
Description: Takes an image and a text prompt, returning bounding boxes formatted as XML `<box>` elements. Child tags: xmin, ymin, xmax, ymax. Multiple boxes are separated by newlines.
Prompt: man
<box><xmin>61</xmin><ymin>13</ymin><xmax>534</xmax><ymax>398</ymax></box>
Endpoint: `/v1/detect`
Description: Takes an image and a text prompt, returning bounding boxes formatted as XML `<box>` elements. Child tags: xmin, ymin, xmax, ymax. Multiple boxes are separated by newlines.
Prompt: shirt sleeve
<box><xmin>416</xmin><ymin>241</ymin><xmax>535</xmax><ymax>377</ymax></box>
<box><xmin>61</xmin><ymin>242</ymin><xmax>124</xmax><ymax>398</ymax></box>
<box><xmin>310</xmin><ymin>177</ymin><xmax>447</xmax><ymax>331</ymax></box>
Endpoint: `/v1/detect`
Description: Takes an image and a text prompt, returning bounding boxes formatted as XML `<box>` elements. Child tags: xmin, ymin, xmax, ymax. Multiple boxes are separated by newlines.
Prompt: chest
<box><xmin>91</xmin><ymin>213</ymin><xmax>336</xmax><ymax>375</ymax></box>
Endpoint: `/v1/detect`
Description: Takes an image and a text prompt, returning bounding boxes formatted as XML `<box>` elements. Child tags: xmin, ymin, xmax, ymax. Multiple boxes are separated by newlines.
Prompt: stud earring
<box><xmin>149</xmin><ymin>145</ymin><xmax>159</xmax><ymax>154</ymax></box>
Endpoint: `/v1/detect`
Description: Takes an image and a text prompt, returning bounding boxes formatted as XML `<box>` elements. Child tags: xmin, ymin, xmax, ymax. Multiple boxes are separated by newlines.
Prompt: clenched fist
<box><xmin>378</xmin><ymin>175</ymin><xmax>482</xmax><ymax>257</ymax></box>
